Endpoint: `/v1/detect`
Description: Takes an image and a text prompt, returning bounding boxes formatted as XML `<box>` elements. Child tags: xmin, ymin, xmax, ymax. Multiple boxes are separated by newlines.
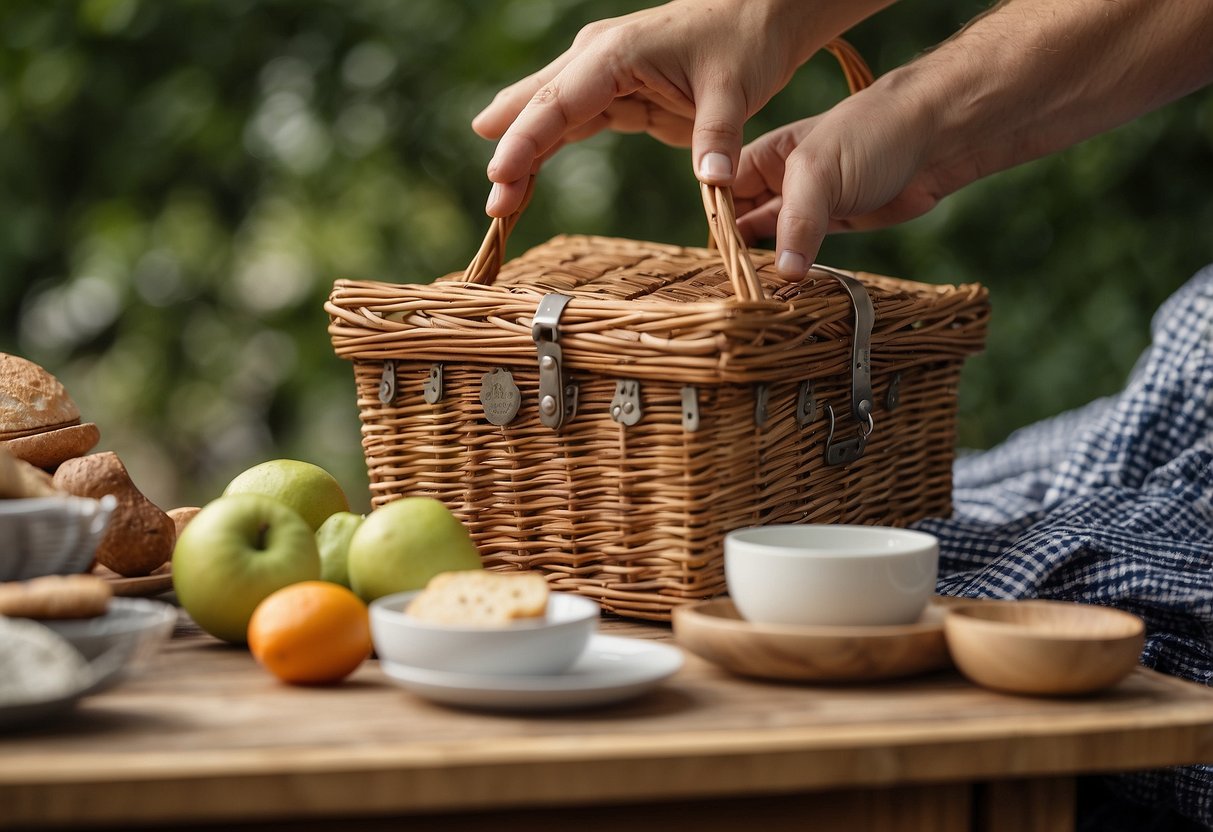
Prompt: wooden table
<box><xmin>4</xmin><ymin>615</ymin><xmax>1213</xmax><ymax>831</ymax></box>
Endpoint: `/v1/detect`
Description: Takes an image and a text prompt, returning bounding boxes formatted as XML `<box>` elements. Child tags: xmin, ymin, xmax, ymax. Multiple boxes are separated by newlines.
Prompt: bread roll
<box><xmin>408</xmin><ymin>570</ymin><xmax>550</xmax><ymax>626</ymax></box>
<box><xmin>0</xmin><ymin>353</ymin><xmax>81</xmax><ymax>438</ymax></box>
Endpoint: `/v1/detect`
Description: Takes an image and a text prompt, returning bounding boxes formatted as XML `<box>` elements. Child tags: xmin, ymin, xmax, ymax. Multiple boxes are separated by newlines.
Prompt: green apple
<box><xmin>315</xmin><ymin>511</ymin><xmax>363</xmax><ymax>588</ymax></box>
<box><xmin>347</xmin><ymin>497</ymin><xmax>481</xmax><ymax>603</ymax></box>
<box><xmin>223</xmin><ymin>459</ymin><xmax>349</xmax><ymax>532</ymax></box>
<box><xmin>173</xmin><ymin>494</ymin><xmax>321</xmax><ymax>644</ymax></box>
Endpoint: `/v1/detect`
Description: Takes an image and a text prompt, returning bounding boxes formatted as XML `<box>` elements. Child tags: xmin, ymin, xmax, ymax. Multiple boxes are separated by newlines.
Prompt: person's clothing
<box><xmin>916</xmin><ymin>263</ymin><xmax>1213</xmax><ymax>828</ymax></box>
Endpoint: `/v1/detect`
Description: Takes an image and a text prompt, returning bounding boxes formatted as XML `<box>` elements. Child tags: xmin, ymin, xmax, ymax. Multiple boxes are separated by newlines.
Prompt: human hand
<box><xmin>735</xmin><ymin>0</ymin><xmax>1213</xmax><ymax>276</ymax></box>
<box><xmin>733</xmin><ymin>73</ymin><xmax>960</xmax><ymax>275</ymax></box>
<box><xmin>473</xmin><ymin>0</ymin><xmax>887</xmax><ymax>217</ymax></box>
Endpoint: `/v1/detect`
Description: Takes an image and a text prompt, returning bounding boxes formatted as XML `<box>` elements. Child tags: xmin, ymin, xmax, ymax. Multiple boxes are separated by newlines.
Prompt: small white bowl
<box><xmin>725</xmin><ymin>524</ymin><xmax>939</xmax><ymax>627</ymax></box>
<box><xmin>0</xmin><ymin>494</ymin><xmax>117</xmax><ymax>582</ymax></box>
<box><xmin>40</xmin><ymin>598</ymin><xmax>178</xmax><ymax>690</ymax></box>
<box><xmin>370</xmin><ymin>590</ymin><xmax>599</xmax><ymax>676</ymax></box>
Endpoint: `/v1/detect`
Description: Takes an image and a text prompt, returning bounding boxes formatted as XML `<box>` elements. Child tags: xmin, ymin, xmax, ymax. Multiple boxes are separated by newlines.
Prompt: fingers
<box><xmin>473</xmin><ymin>65</ymin><xmax>562</xmax><ymax>140</ymax></box>
<box><xmin>485</xmin><ymin>52</ymin><xmax>634</xmax><ymax>216</ymax></box>
<box><xmin>691</xmin><ymin>85</ymin><xmax>747</xmax><ymax>186</ymax></box>
<box><xmin>773</xmin><ymin>146</ymin><xmax>839</xmax><ymax>277</ymax></box>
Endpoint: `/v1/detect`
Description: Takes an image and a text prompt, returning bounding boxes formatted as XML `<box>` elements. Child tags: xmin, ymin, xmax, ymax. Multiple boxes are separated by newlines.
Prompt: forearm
<box><xmin>893</xmin><ymin>0</ymin><xmax>1213</xmax><ymax>193</ymax></box>
<box><xmin>759</xmin><ymin>0</ymin><xmax>901</xmax><ymax>69</ymax></box>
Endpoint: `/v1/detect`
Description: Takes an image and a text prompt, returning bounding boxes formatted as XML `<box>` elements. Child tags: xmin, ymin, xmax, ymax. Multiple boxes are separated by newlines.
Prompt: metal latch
<box><xmin>796</xmin><ymin>380</ymin><xmax>817</xmax><ymax>427</ymax></box>
<box><xmin>681</xmin><ymin>386</ymin><xmax>700</xmax><ymax>432</ymax></box>
<box><xmin>813</xmin><ymin>266</ymin><xmax>875</xmax><ymax>465</ymax></box>
<box><xmin>610</xmin><ymin>380</ymin><xmax>642</xmax><ymax>425</ymax></box>
<box><xmin>532</xmin><ymin>293</ymin><xmax>574</xmax><ymax>429</ymax></box>
<box><xmin>824</xmin><ymin>403</ymin><xmax>871</xmax><ymax>465</ymax></box>
<box><xmin>378</xmin><ymin>361</ymin><xmax>396</xmax><ymax>405</ymax></box>
<box><xmin>423</xmin><ymin>364</ymin><xmax>443</xmax><ymax>404</ymax></box>
<box><xmin>754</xmin><ymin>384</ymin><xmax>770</xmax><ymax>427</ymax></box>
<box><xmin>886</xmin><ymin>372</ymin><xmax>901</xmax><ymax>411</ymax></box>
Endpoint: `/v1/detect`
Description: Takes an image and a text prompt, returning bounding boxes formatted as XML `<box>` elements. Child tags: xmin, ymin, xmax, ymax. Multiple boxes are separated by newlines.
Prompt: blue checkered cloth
<box><xmin>915</xmin><ymin>263</ymin><xmax>1213</xmax><ymax>828</ymax></box>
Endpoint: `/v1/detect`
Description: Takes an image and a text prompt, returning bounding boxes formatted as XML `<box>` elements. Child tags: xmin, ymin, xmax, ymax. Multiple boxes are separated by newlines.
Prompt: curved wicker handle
<box><xmin>463</xmin><ymin>37</ymin><xmax>874</xmax><ymax>300</ymax></box>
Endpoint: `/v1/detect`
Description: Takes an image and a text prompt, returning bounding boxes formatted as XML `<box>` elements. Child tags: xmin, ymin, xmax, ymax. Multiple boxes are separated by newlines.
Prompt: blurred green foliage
<box><xmin>1</xmin><ymin>0</ymin><xmax>1210</xmax><ymax>512</ymax></box>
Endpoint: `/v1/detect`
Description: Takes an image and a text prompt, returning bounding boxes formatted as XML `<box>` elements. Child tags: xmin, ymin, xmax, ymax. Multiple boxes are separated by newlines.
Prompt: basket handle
<box><xmin>462</xmin><ymin>38</ymin><xmax>874</xmax><ymax>301</ymax></box>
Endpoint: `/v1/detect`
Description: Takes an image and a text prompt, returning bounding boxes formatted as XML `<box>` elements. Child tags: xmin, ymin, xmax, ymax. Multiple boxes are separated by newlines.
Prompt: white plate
<box><xmin>381</xmin><ymin>634</ymin><xmax>683</xmax><ymax>711</ymax></box>
<box><xmin>0</xmin><ymin>641</ymin><xmax>128</xmax><ymax>732</ymax></box>
<box><xmin>0</xmin><ymin>599</ymin><xmax>177</xmax><ymax>731</ymax></box>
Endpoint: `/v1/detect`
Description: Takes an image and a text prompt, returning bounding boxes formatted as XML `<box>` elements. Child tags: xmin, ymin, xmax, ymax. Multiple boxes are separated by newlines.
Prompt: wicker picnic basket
<box><xmin>326</xmin><ymin>42</ymin><xmax>990</xmax><ymax>620</ymax></box>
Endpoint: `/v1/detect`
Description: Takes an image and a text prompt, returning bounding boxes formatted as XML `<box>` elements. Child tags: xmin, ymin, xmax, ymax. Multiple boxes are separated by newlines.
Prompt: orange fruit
<box><xmin>247</xmin><ymin>581</ymin><xmax>372</xmax><ymax>685</ymax></box>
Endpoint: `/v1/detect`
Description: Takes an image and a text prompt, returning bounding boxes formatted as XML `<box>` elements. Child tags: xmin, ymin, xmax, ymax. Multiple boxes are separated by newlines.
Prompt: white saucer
<box><xmin>381</xmin><ymin>634</ymin><xmax>683</xmax><ymax>711</ymax></box>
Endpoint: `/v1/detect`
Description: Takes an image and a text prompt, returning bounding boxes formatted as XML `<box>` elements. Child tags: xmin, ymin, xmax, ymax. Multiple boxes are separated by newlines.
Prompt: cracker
<box><xmin>408</xmin><ymin>570</ymin><xmax>549</xmax><ymax>627</ymax></box>
<box><xmin>0</xmin><ymin>574</ymin><xmax>112</xmax><ymax>620</ymax></box>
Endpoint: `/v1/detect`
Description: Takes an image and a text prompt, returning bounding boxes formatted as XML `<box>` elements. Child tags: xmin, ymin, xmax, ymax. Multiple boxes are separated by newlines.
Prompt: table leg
<box><xmin>977</xmin><ymin>777</ymin><xmax>1076</xmax><ymax>832</ymax></box>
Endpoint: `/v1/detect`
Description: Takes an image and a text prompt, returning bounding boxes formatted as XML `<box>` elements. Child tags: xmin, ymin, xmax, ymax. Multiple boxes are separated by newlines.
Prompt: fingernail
<box><xmin>698</xmin><ymin>152</ymin><xmax>732</xmax><ymax>182</ymax></box>
<box><xmin>486</xmin><ymin>183</ymin><xmax>501</xmax><ymax>214</ymax></box>
<box><xmin>777</xmin><ymin>250</ymin><xmax>807</xmax><ymax>276</ymax></box>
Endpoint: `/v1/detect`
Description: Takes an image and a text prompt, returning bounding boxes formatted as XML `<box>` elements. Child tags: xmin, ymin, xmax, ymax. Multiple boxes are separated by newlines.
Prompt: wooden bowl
<box><xmin>944</xmin><ymin>600</ymin><xmax>1145</xmax><ymax>696</ymax></box>
<box><xmin>672</xmin><ymin>598</ymin><xmax>950</xmax><ymax>682</ymax></box>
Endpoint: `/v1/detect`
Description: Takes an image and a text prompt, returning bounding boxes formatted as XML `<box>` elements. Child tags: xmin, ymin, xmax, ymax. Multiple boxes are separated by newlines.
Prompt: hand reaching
<box><xmin>472</xmin><ymin>0</ymin><xmax>889</xmax><ymax>218</ymax></box>
<box><xmin>733</xmin><ymin>80</ymin><xmax>951</xmax><ymax>275</ymax></box>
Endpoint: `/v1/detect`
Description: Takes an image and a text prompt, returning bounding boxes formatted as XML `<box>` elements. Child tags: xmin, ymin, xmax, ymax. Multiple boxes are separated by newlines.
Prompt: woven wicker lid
<box><xmin>328</xmin><ymin>233</ymin><xmax>988</xmax><ymax>385</ymax></box>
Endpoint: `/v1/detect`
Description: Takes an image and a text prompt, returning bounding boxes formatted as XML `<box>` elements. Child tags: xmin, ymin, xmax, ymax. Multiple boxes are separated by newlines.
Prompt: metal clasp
<box><xmin>824</xmin><ymin>403</ymin><xmax>874</xmax><ymax>466</ymax></box>
<box><xmin>754</xmin><ymin>384</ymin><xmax>770</xmax><ymax>427</ymax></box>
<box><xmin>796</xmin><ymin>380</ymin><xmax>817</xmax><ymax>427</ymax></box>
<box><xmin>378</xmin><ymin>361</ymin><xmax>396</xmax><ymax>405</ymax></box>
<box><xmin>813</xmin><ymin>265</ymin><xmax>876</xmax><ymax>464</ymax></box>
<box><xmin>610</xmin><ymin>380</ymin><xmax>642</xmax><ymax>425</ymax></box>
<box><xmin>681</xmin><ymin>386</ymin><xmax>700</xmax><ymax>432</ymax></box>
<box><xmin>886</xmin><ymin>372</ymin><xmax>901</xmax><ymax>411</ymax></box>
<box><xmin>532</xmin><ymin>293</ymin><xmax>574</xmax><ymax>429</ymax></box>
<box><xmin>423</xmin><ymin>364</ymin><xmax>443</xmax><ymax>404</ymax></box>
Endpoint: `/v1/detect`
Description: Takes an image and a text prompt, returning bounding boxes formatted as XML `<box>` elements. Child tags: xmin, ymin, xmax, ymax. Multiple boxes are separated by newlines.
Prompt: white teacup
<box><xmin>724</xmin><ymin>524</ymin><xmax>939</xmax><ymax>627</ymax></box>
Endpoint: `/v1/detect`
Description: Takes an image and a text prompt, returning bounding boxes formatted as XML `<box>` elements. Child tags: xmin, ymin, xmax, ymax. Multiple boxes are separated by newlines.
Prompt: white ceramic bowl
<box><xmin>370</xmin><ymin>590</ymin><xmax>599</xmax><ymax>676</ymax></box>
<box><xmin>40</xmin><ymin>598</ymin><xmax>178</xmax><ymax>690</ymax></box>
<box><xmin>0</xmin><ymin>494</ymin><xmax>117</xmax><ymax>582</ymax></box>
<box><xmin>725</xmin><ymin>524</ymin><xmax>939</xmax><ymax>627</ymax></box>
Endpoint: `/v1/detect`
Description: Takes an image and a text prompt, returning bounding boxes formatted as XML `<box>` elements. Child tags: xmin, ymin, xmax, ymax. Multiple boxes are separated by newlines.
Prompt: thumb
<box><xmin>691</xmin><ymin>86</ymin><xmax>746</xmax><ymax>186</ymax></box>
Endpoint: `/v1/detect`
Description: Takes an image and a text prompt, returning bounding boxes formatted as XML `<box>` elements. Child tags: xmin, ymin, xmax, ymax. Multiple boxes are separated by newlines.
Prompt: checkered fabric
<box><xmin>915</xmin><ymin>264</ymin><xmax>1213</xmax><ymax>827</ymax></box>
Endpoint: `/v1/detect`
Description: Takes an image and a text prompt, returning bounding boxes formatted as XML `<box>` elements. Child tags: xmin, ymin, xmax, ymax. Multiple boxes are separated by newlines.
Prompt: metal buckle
<box><xmin>532</xmin><ymin>293</ymin><xmax>574</xmax><ymax>429</ymax></box>
<box><xmin>824</xmin><ymin>403</ymin><xmax>874</xmax><ymax>466</ymax></box>
<box><xmin>812</xmin><ymin>265</ymin><xmax>875</xmax><ymax>464</ymax></box>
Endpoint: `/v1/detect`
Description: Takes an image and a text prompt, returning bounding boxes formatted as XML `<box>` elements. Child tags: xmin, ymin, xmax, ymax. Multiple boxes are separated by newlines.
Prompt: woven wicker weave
<box><xmin>326</xmin><ymin>41</ymin><xmax>990</xmax><ymax>620</ymax></box>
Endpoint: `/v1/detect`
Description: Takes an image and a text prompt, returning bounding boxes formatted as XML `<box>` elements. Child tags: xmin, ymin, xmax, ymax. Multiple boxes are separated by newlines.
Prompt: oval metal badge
<box><xmin>480</xmin><ymin>368</ymin><xmax>521</xmax><ymax>425</ymax></box>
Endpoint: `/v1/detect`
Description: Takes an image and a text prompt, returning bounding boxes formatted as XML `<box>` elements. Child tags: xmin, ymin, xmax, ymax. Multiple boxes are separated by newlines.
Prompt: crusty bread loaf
<box><xmin>0</xmin><ymin>353</ymin><xmax>81</xmax><ymax>438</ymax></box>
<box><xmin>0</xmin><ymin>447</ymin><xmax>61</xmax><ymax>499</ymax></box>
<box><xmin>408</xmin><ymin>570</ymin><xmax>549</xmax><ymax>626</ymax></box>
<box><xmin>2</xmin><ymin>422</ymin><xmax>100</xmax><ymax>470</ymax></box>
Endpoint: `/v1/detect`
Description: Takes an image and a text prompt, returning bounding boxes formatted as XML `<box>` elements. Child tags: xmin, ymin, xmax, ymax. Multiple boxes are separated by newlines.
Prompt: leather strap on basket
<box><xmin>463</xmin><ymin>37</ymin><xmax>875</xmax><ymax>300</ymax></box>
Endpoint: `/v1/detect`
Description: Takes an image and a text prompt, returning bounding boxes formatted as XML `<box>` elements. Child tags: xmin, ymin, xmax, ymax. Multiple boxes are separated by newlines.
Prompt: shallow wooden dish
<box><xmin>94</xmin><ymin>562</ymin><xmax>174</xmax><ymax>598</ymax></box>
<box><xmin>944</xmin><ymin>600</ymin><xmax>1145</xmax><ymax>696</ymax></box>
<box><xmin>671</xmin><ymin>598</ymin><xmax>950</xmax><ymax>682</ymax></box>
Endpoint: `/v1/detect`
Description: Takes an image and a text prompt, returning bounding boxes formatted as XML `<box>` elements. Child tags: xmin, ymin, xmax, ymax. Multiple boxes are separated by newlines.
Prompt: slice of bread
<box><xmin>408</xmin><ymin>570</ymin><xmax>549</xmax><ymax>627</ymax></box>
